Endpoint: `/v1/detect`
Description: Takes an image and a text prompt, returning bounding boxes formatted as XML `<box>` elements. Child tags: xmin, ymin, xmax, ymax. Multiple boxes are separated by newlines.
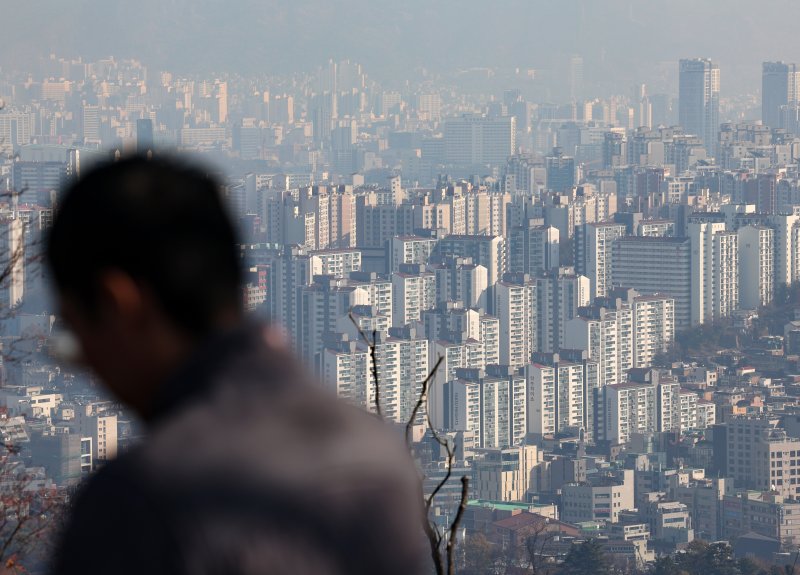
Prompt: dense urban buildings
<box><xmin>9</xmin><ymin>47</ymin><xmax>800</xmax><ymax>571</ymax></box>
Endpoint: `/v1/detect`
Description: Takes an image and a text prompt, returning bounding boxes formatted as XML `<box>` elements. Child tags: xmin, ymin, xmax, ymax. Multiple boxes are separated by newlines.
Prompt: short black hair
<box><xmin>46</xmin><ymin>155</ymin><xmax>243</xmax><ymax>336</ymax></box>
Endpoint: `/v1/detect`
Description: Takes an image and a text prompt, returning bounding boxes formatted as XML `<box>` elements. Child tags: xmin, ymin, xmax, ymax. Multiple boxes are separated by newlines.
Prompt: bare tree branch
<box><xmin>348</xmin><ymin>309</ymin><xmax>469</xmax><ymax>575</ymax></box>
<box><xmin>446</xmin><ymin>476</ymin><xmax>469</xmax><ymax>575</ymax></box>
<box><xmin>369</xmin><ymin>329</ymin><xmax>381</xmax><ymax>418</ymax></box>
<box><xmin>347</xmin><ymin>312</ymin><xmax>382</xmax><ymax>417</ymax></box>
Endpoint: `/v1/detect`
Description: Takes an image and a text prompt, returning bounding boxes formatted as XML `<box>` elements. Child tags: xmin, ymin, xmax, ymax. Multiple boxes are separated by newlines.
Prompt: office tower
<box><xmin>0</xmin><ymin>110</ymin><xmax>32</xmax><ymax>155</ymax></box>
<box><xmin>272</xmin><ymin>94</ymin><xmax>295</xmax><ymax>125</ymax></box>
<box><xmin>576</xmin><ymin>222</ymin><xmax>627</xmax><ymax>299</ymax></box>
<box><xmin>688</xmin><ymin>222</ymin><xmax>738</xmax><ymax>325</ymax></box>
<box><xmin>545</xmin><ymin>147</ymin><xmax>575</xmax><ymax>193</ymax></box>
<box><xmin>331</xmin><ymin>119</ymin><xmax>357</xmax><ymax>175</ymax></box>
<box><xmin>569</xmin><ymin>55</ymin><xmax>584</xmax><ymax>101</ymax></box>
<box><xmin>391</xmin><ymin>265</ymin><xmax>436</xmax><ymax>327</ymax></box>
<box><xmin>445</xmin><ymin>366</ymin><xmax>527</xmax><ymax>449</ymax></box>
<box><xmin>11</xmin><ymin>161</ymin><xmax>69</xmax><ymax>194</ymax></box>
<box><xmin>762</xmin><ymin>62</ymin><xmax>798</xmax><ymax>130</ymax></box>
<box><xmin>636</xmin><ymin>84</ymin><xmax>653</xmax><ymax>129</ymax></box>
<box><xmin>526</xmin><ymin>355</ymin><xmax>585</xmax><ymax>437</ymax></box>
<box><xmin>678</xmin><ymin>58</ymin><xmax>720</xmax><ymax>156</ymax></box>
<box><xmin>310</xmin><ymin>92</ymin><xmax>337</xmax><ymax>146</ymax></box>
<box><xmin>216</xmin><ymin>80</ymin><xmax>228</xmax><ymax>123</ymax></box>
<box><xmin>494</xmin><ymin>276</ymin><xmax>537</xmax><ymax>369</ymax></box>
<box><xmin>533</xmin><ymin>269</ymin><xmax>591</xmax><ymax>353</ymax></box>
<box><xmin>443</xmin><ymin>115</ymin><xmax>516</xmax><ymax>167</ymax></box>
<box><xmin>508</xmin><ymin>220</ymin><xmax>560</xmax><ymax>276</ymax></box>
<box><xmin>416</xmin><ymin>93</ymin><xmax>442</xmax><ymax>121</ymax></box>
<box><xmin>136</xmin><ymin>118</ymin><xmax>154</xmax><ymax>155</ymax></box>
<box><xmin>738</xmin><ymin>225</ymin><xmax>774</xmax><ymax>309</ymax></box>
<box><xmin>81</xmin><ymin>104</ymin><xmax>101</xmax><ymax>143</ymax></box>
<box><xmin>612</xmin><ymin>237</ymin><xmax>692</xmax><ymax>329</ymax></box>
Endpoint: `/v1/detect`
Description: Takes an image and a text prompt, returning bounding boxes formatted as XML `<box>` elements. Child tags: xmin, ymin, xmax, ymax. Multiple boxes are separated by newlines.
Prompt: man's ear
<box><xmin>95</xmin><ymin>270</ymin><xmax>146</xmax><ymax>324</ymax></box>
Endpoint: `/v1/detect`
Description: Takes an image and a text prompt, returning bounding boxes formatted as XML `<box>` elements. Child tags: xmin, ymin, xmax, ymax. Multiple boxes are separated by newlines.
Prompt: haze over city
<box><xmin>5</xmin><ymin>0</ymin><xmax>800</xmax><ymax>95</ymax></box>
<box><xmin>7</xmin><ymin>2</ymin><xmax>800</xmax><ymax>574</ymax></box>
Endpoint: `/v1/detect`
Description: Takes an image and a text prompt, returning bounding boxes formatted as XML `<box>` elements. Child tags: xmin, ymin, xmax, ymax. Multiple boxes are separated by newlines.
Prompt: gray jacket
<box><xmin>53</xmin><ymin>323</ymin><xmax>426</xmax><ymax>574</ymax></box>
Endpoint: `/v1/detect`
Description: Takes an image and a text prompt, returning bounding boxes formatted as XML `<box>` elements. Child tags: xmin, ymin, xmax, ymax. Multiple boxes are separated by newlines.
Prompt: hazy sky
<box><xmin>5</xmin><ymin>0</ymin><xmax>799</xmax><ymax>95</ymax></box>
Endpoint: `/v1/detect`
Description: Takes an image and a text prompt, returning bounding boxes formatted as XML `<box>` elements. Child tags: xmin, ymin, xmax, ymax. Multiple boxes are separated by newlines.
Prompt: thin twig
<box><xmin>446</xmin><ymin>475</ymin><xmax>469</xmax><ymax>575</ymax></box>
<box><xmin>370</xmin><ymin>329</ymin><xmax>381</xmax><ymax>418</ymax></box>
<box><xmin>347</xmin><ymin>312</ymin><xmax>382</xmax><ymax>418</ymax></box>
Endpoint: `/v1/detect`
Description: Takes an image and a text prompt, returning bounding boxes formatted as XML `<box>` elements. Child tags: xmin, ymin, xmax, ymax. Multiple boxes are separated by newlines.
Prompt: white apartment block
<box><xmin>508</xmin><ymin>221</ymin><xmax>559</xmax><ymax>276</ymax></box>
<box><xmin>390</xmin><ymin>236</ymin><xmax>437</xmax><ymax>271</ymax></box>
<box><xmin>767</xmin><ymin>213</ymin><xmax>800</xmax><ymax>287</ymax></box>
<box><xmin>689</xmin><ymin>222</ymin><xmax>739</xmax><ymax>325</ymax></box>
<box><xmin>429</xmin><ymin>259</ymin><xmax>489</xmax><ymax>311</ymax></box>
<box><xmin>321</xmin><ymin>333</ymin><xmax>429</xmax><ymax>424</ymax></box>
<box><xmin>600</xmin><ymin>383</ymin><xmax>658</xmax><ymax>444</ymax></box>
<box><xmin>429</xmin><ymin>338</ymin><xmax>486</xmax><ymax>428</ymax></box>
<box><xmin>494</xmin><ymin>279</ymin><xmax>537</xmax><ymax>369</ymax></box>
<box><xmin>581</xmin><ymin>222</ymin><xmax>627</xmax><ymax>299</ymax></box>
<box><xmin>534</xmin><ymin>270</ymin><xmax>591</xmax><ymax>353</ymax></box>
<box><xmin>309</xmin><ymin>249</ymin><xmax>362</xmax><ymax>277</ymax></box>
<box><xmin>565</xmin><ymin>291</ymin><xmax>674</xmax><ymax>386</ymax></box>
<box><xmin>435</xmin><ymin>235</ymin><xmax>506</xmax><ymax>287</ymax></box>
<box><xmin>738</xmin><ymin>225</ymin><xmax>774</xmax><ymax>309</ymax></box>
<box><xmin>391</xmin><ymin>270</ymin><xmax>436</xmax><ymax>327</ymax></box>
<box><xmin>632</xmin><ymin>295</ymin><xmax>675</xmax><ymax>368</ymax></box>
<box><xmin>565</xmin><ymin>314</ymin><xmax>620</xmax><ymax>387</ymax></box>
<box><xmin>446</xmin><ymin>367</ymin><xmax>527</xmax><ymax>449</ymax></box>
<box><xmin>526</xmin><ymin>361</ymin><xmax>585</xmax><ymax>437</ymax></box>
<box><xmin>297</xmin><ymin>279</ymin><xmax>370</xmax><ymax>361</ymax></box>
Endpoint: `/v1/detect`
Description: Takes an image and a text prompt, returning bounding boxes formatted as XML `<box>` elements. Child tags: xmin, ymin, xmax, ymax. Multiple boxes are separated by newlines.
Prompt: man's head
<box><xmin>46</xmin><ymin>156</ymin><xmax>244</xmax><ymax>416</ymax></box>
